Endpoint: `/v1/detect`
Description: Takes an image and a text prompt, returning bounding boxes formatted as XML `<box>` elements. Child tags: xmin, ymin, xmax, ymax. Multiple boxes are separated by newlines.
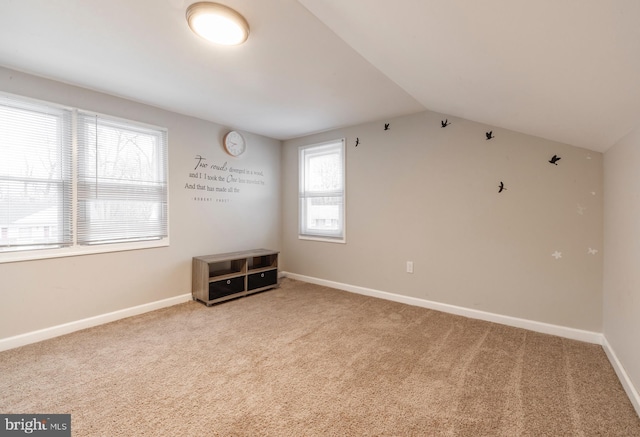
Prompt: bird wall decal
<box><xmin>549</xmin><ymin>155</ymin><xmax>561</xmax><ymax>165</ymax></box>
<box><xmin>441</xmin><ymin>119</ymin><xmax>450</xmax><ymax>128</ymax></box>
<box><xmin>486</xmin><ymin>131</ymin><xmax>494</xmax><ymax>140</ymax></box>
<box><xmin>498</xmin><ymin>181</ymin><xmax>506</xmax><ymax>193</ymax></box>
<box><xmin>384</xmin><ymin>123</ymin><xmax>390</xmax><ymax>130</ymax></box>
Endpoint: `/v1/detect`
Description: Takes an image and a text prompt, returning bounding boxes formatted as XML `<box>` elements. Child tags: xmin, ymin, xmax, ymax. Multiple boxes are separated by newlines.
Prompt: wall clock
<box><xmin>223</xmin><ymin>131</ymin><xmax>246</xmax><ymax>157</ymax></box>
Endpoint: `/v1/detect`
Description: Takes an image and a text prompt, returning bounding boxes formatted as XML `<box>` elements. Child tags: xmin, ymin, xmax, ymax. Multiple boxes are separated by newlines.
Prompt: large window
<box><xmin>0</xmin><ymin>96</ymin><xmax>72</xmax><ymax>252</ymax></box>
<box><xmin>299</xmin><ymin>139</ymin><xmax>345</xmax><ymax>242</ymax></box>
<box><xmin>77</xmin><ymin>113</ymin><xmax>167</xmax><ymax>245</ymax></box>
<box><xmin>0</xmin><ymin>93</ymin><xmax>168</xmax><ymax>262</ymax></box>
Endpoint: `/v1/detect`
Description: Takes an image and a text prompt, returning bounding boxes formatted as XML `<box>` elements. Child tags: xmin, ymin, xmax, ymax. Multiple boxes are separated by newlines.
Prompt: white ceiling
<box><xmin>1</xmin><ymin>0</ymin><xmax>639</xmax><ymax>152</ymax></box>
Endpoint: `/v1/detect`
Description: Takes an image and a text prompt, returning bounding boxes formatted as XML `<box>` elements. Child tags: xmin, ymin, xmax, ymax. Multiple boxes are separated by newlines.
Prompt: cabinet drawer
<box><xmin>209</xmin><ymin>276</ymin><xmax>245</xmax><ymax>300</ymax></box>
<box><xmin>247</xmin><ymin>269</ymin><xmax>278</xmax><ymax>290</ymax></box>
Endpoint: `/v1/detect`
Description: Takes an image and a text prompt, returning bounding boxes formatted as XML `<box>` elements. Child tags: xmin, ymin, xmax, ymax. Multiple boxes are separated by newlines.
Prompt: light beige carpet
<box><xmin>1</xmin><ymin>278</ymin><xmax>639</xmax><ymax>436</ymax></box>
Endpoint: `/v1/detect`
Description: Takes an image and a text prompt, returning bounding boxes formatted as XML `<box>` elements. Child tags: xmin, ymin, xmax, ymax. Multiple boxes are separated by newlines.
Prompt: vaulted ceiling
<box><xmin>1</xmin><ymin>0</ymin><xmax>638</xmax><ymax>152</ymax></box>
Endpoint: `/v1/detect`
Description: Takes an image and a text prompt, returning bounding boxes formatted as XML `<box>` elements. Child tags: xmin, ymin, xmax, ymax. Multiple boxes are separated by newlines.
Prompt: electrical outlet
<box><xmin>406</xmin><ymin>261</ymin><xmax>414</xmax><ymax>273</ymax></box>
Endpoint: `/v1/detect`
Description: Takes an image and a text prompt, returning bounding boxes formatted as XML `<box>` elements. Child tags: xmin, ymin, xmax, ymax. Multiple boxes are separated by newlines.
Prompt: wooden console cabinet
<box><xmin>192</xmin><ymin>249</ymin><xmax>279</xmax><ymax>306</ymax></box>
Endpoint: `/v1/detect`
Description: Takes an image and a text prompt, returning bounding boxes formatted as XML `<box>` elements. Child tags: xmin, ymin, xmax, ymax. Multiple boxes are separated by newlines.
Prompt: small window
<box><xmin>298</xmin><ymin>139</ymin><xmax>345</xmax><ymax>242</ymax></box>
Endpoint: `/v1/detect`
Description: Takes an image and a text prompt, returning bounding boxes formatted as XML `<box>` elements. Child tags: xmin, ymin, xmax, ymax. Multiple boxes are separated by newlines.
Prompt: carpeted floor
<box><xmin>1</xmin><ymin>278</ymin><xmax>639</xmax><ymax>436</ymax></box>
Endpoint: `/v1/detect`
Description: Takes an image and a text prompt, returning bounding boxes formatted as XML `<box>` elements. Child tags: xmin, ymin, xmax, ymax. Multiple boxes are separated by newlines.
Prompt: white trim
<box><xmin>289</xmin><ymin>270</ymin><xmax>640</xmax><ymax>413</ymax></box>
<box><xmin>3</xmin><ymin>271</ymin><xmax>638</xmax><ymax>418</ymax></box>
<box><xmin>298</xmin><ymin>235</ymin><xmax>346</xmax><ymax>244</ymax></box>
<box><xmin>281</xmin><ymin>272</ymin><xmax>603</xmax><ymax>345</ymax></box>
<box><xmin>298</xmin><ymin>138</ymin><xmax>346</xmax><ymax>243</ymax></box>
<box><xmin>0</xmin><ymin>89</ymin><xmax>73</xmax><ymax>112</ymax></box>
<box><xmin>602</xmin><ymin>336</ymin><xmax>640</xmax><ymax>417</ymax></box>
<box><xmin>0</xmin><ymin>293</ymin><xmax>192</xmax><ymax>352</ymax></box>
<box><xmin>0</xmin><ymin>238</ymin><xmax>170</xmax><ymax>264</ymax></box>
<box><xmin>0</xmin><ymin>90</ymin><xmax>170</xmax><ymax>265</ymax></box>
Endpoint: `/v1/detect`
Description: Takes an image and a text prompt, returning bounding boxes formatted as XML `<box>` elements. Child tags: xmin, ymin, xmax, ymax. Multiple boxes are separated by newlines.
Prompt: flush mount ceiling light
<box><xmin>186</xmin><ymin>2</ymin><xmax>249</xmax><ymax>46</ymax></box>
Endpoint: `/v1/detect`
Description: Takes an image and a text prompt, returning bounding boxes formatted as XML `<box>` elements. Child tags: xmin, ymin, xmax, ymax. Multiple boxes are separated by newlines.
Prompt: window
<box><xmin>0</xmin><ymin>92</ymin><xmax>168</xmax><ymax>262</ymax></box>
<box><xmin>299</xmin><ymin>139</ymin><xmax>345</xmax><ymax>242</ymax></box>
<box><xmin>0</xmin><ymin>95</ymin><xmax>72</xmax><ymax>252</ymax></box>
<box><xmin>77</xmin><ymin>113</ymin><xmax>168</xmax><ymax>245</ymax></box>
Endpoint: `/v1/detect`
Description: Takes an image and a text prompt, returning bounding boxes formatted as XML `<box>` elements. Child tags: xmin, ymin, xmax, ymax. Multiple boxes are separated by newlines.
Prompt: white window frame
<box><xmin>298</xmin><ymin>138</ymin><xmax>346</xmax><ymax>243</ymax></box>
<box><xmin>76</xmin><ymin>111</ymin><xmax>169</xmax><ymax>246</ymax></box>
<box><xmin>0</xmin><ymin>92</ymin><xmax>169</xmax><ymax>264</ymax></box>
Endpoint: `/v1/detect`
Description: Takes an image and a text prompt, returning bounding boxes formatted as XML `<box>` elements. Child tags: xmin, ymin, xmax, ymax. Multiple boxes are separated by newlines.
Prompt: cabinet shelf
<box><xmin>208</xmin><ymin>272</ymin><xmax>244</xmax><ymax>283</ymax></box>
<box><xmin>248</xmin><ymin>254</ymin><xmax>278</xmax><ymax>271</ymax></box>
<box><xmin>192</xmin><ymin>249</ymin><xmax>279</xmax><ymax>306</ymax></box>
<box><xmin>246</xmin><ymin>267</ymin><xmax>274</xmax><ymax>275</ymax></box>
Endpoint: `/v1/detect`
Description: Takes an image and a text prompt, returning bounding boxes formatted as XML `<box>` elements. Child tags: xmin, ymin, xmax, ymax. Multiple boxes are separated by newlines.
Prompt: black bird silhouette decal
<box><xmin>549</xmin><ymin>155</ymin><xmax>561</xmax><ymax>165</ymax></box>
<box><xmin>384</xmin><ymin>123</ymin><xmax>390</xmax><ymax>130</ymax></box>
<box><xmin>441</xmin><ymin>119</ymin><xmax>450</xmax><ymax>128</ymax></box>
<box><xmin>355</xmin><ymin>138</ymin><xmax>360</xmax><ymax>147</ymax></box>
<box><xmin>498</xmin><ymin>181</ymin><xmax>506</xmax><ymax>193</ymax></box>
<box><xmin>486</xmin><ymin>131</ymin><xmax>494</xmax><ymax>140</ymax></box>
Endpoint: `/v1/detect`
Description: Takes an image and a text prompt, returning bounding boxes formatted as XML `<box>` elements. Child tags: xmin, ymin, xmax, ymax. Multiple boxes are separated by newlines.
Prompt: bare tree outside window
<box><xmin>0</xmin><ymin>93</ymin><xmax>168</xmax><ymax>258</ymax></box>
<box><xmin>77</xmin><ymin>114</ymin><xmax>167</xmax><ymax>245</ymax></box>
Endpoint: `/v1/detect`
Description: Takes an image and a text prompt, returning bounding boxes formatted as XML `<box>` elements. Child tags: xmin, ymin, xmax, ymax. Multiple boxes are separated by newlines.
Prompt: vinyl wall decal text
<box><xmin>186</xmin><ymin>154</ymin><xmax>266</xmax><ymax>202</ymax></box>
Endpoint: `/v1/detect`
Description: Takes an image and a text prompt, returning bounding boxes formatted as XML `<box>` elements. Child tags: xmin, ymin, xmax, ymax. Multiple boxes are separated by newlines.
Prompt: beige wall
<box><xmin>603</xmin><ymin>125</ymin><xmax>640</xmax><ymax>393</ymax></box>
<box><xmin>283</xmin><ymin>111</ymin><xmax>603</xmax><ymax>331</ymax></box>
<box><xmin>0</xmin><ymin>67</ymin><xmax>281</xmax><ymax>339</ymax></box>
<box><xmin>0</xmin><ymin>66</ymin><xmax>612</xmax><ymax>345</ymax></box>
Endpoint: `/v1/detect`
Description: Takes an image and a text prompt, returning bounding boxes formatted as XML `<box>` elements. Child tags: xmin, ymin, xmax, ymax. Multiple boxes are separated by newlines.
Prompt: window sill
<box><xmin>0</xmin><ymin>238</ymin><xmax>170</xmax><ymax>264</ymax></box>
<box><xmin>298</xmin><ymin>235</ymin><xmax>346</xmax><ymax>244</ymax></box>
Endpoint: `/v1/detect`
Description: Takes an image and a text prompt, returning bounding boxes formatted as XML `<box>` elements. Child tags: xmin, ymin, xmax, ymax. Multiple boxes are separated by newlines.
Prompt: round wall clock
<box><xmin>223</xmin><ymin>131</ymin><xmax>246</xmax><ymax>157</ymax></box>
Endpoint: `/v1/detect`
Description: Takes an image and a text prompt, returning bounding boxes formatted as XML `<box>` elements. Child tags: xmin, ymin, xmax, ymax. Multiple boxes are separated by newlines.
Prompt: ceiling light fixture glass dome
<box><xmin>186</xmin><ymin>2</ymin><xmax>249</xmax><ymax>46</ymax></box>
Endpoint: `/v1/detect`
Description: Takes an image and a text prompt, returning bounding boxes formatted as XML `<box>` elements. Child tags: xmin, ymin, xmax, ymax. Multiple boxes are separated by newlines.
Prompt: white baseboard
<box><xmin>602</xmin><ymin>336</ymin><xmax>640</xmax><ymax>418</ymax></box>
<box><xmin>282</xmin><ymin>272</ymin><xmax>603</xmax><ymax>345</ymax></box>
<box><xmin>281</xmin><ymin>273</ymin><xmax>640</xmax><ymax>414</ymax></box>
<box><xmin>0</xmin><ymin>293</ymin><xmax>192</xmax><ymax>352</ymax></box>
<box><xmin>2</xmin><ymin>272</ymin><xmax>638</xmax><ymax>418</ymax></box>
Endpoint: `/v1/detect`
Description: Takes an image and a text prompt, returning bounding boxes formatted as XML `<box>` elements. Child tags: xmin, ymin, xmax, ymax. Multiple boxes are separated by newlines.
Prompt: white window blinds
<box><xmin>0</xmin><ymin>95</ymin><xmax>73</xmax><ymax>252</ymax></box>
<box><xmin>77</xmin><ymin>112</ymin><xmax>168</xmax><ymax>245</ymax></box>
